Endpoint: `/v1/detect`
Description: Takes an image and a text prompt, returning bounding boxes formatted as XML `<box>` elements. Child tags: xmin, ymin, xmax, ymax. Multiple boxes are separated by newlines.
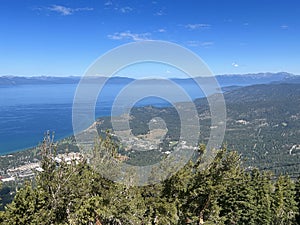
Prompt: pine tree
<box><xmin>1</xmin><ymin>132</ymin><xmax>299</xmax><ymax>225</ymax></box>
<box><xmin>271</xmin><ymin>175</ymin><xmax>298</xmax><ymax>225</ymax></box>
<box><xmin>295</xmin><ymin>177</ymin><xmax>300</xmax><ymax>224</ymax></box>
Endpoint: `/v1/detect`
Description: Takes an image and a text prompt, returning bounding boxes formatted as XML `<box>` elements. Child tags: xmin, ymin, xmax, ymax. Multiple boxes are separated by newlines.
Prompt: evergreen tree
<box><xmin>271</xmin><ymin>175</ymin><xmax>298</xmax><ymax>225</ymax></box>
<box><xmin>1</xmin><ymin>132</ymin><xmax>299</xmax><ymax>225</ymax></box>
<box><xmin>295</xmin><ymin>177</ymin><xmax>300</xmax><ymax>224</ymax></box>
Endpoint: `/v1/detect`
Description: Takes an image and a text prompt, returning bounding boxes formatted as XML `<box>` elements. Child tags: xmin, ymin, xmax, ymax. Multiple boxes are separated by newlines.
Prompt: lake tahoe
<box><xmin>0</xmin><ymin>81</ymin><xmax>211</xmax><ymax>154</ymax></box>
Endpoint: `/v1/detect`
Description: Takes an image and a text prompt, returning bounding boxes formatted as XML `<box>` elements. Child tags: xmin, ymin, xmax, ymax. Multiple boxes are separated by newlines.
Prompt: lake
<box><xmin>0</xmin><ymin>80</ymin><xmax>216</xmax><ymax>155</ymax></box>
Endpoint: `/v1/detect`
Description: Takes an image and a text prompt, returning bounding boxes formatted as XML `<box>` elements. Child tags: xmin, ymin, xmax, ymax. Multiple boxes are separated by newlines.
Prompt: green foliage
<box><xmin>0</xmin><ymin>133</ymin><xmax>300</xmax><ymax>224</ymax></box>
<box><xmin>271</xmin><ymin>175</ymin><xmax>297</xmax><ymax>225</ymax></box>
<box><xmin>295</xmin><ymin>178</ymin><xmax>300</xmax><ymax>224</ymax></box>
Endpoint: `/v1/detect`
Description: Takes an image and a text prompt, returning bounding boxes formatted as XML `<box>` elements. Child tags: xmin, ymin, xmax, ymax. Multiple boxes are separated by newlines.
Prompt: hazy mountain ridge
<box><xmin>0</xmin><ymin>72</ymin><xmax>295</xmax><ymax>86</ymax></box>
<box><xmin>0</xmin><ymin>76</ymin><xmax>80</xmax><ymax>85</ymax></box>
<box><xmin>224</xmin><ymin>83</ymin><xmax>300</xmax><ymax>103</ymax></box>
<box><xmin>215</xmin><ymin>72</ymin><xmax>294</xmax><ymax>86</ymax></box>
<box><xmin>0</xmin><ymin>76</ymin><xmax>135</xmax><ymax>86</ymax></box>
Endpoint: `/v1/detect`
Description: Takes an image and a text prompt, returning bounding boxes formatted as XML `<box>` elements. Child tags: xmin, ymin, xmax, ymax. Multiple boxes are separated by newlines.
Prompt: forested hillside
<box><xmin>104</xmin><ymin>83</ymin><xmax>300</xmax><ymax>177</ymax></box>
<box><xmin>1</xmin><ymin>133</ymin><xmax>300</xmax><ymax>225</ymax></box>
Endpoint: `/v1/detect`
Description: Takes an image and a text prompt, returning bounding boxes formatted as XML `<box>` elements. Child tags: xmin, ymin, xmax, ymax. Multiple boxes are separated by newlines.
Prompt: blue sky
<box><xmin>0</xmin><ymin>0</ymin><xmax>299</xmax><ymax>77</ymax></box>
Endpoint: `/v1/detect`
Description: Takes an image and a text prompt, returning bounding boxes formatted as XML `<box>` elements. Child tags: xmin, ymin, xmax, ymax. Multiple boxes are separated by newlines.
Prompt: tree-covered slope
<box><xmin>97</xmin><ymin>83</ymin><xmax>300</xmax><ymax>177</ymax></box>
<box><xmin>1</xmin><ymin>134</ymin><xmax>299</xmax><ymax>225</ymax></box>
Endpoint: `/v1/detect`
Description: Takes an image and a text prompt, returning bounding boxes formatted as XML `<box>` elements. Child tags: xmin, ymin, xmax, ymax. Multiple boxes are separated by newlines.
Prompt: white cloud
<box><xmin>104</xmin><ymin>1</ymin><xmax>113</xmax><ymax>6</ymax></box>
<box><xmin>185</xmin><ymin>23</ymin><xmax>211</xmax><ymax>30</ymax></box>
<box><xmin>119</xmin><ymin>6</ymin><xmax>133</xmax><ymax>13</ymax></box>
<box><xmin>157</xmin><ymin>28</ymin><xmax>166</xmax><ymax>33</ymax></box>
<box><xmin>48</xmin><ymin>5</ymin><xmax>93</xmax><ymax>16</ymax></box>
<box><xmin>108</xmin><ymin>31</ymin><xmax>151</xmax><ymax>41</ymax></box>
<box><xmin>280</xmin><ymin>25</ymin><xmax>289</xmax><ymax>29</ymax></box>
<box><xmin>187</xmin><ymin>41</ymin><xmax>214</xmax><ymax>47</ymax></box>
<box><xmin>103</xmin><ymin>1</ymin><xmax>134</xmax><ymax>14</ymax></box>
<box><xmin>48</xmin><ymin>5</ymin><xmax>72</xmax><ymax>15</ymax></box>
<box><xmin>73</xmin><ymin>7</ymin><xmax>93</xmax><ymax>13</ymax></box>
<box><xmin>232</xmin><ymin>62</ymin><xmax>239</xmax><ymax>68</ymax></box>
<box><xmin>154</xmin><ymin>9</ymin><xmax>166</xmax><ymax>16</ymax></box>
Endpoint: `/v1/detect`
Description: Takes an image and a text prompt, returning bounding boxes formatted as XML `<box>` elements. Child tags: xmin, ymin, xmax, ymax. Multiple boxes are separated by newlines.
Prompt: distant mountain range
<box><xmin>0</xmin><ymin>76</ymin><xmax>80</xmax><ymax>85</ymax></box>
<box><xmin>0</xmin><ymin>72</ymin><xmax>297</xmax><ymax>87</ymax></box>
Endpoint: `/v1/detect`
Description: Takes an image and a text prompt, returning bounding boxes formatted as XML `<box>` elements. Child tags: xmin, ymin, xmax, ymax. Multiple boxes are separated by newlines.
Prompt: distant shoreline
<box><xmin>0</xmin><ymin>72</ymin><xmax>295</xmax><ymax>86</ymax></box>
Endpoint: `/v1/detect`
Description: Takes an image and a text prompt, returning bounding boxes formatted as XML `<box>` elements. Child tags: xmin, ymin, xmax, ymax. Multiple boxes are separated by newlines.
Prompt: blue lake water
<box><xmin>0</xmin><ymin>81</ymin><xmax>214</xmax><ymax>155</ymax></box>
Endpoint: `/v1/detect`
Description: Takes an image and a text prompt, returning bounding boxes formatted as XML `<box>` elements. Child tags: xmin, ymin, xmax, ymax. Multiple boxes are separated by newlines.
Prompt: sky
<box><xmin>0</xmin><ymin>0</ymin><xmax>300</xmax><ymax>77</ymax></box>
